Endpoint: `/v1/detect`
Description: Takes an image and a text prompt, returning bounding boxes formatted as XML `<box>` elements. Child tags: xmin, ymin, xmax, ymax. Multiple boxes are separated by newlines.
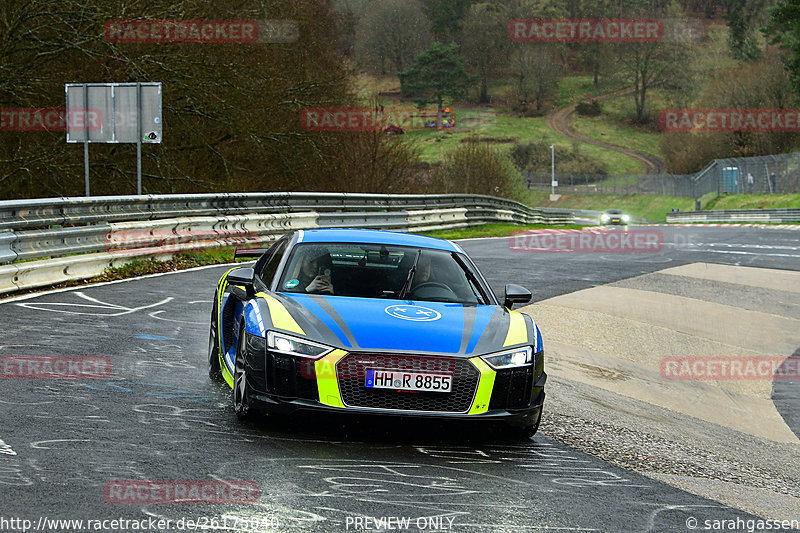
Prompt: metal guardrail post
<box><xmin>0</xmin><ymin>232</ymin><xmax>17</xmax><ymax>264</ymax></box>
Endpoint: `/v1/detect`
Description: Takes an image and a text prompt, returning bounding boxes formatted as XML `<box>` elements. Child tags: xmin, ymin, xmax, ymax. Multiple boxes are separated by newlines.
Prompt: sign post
<box><xmin>66</xmin><ymin>82</ymin><xmax>162</xmax><ymax>196</ymax></box>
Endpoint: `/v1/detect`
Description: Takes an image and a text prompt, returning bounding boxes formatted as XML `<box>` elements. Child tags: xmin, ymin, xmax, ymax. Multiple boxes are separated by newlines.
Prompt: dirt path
<box><xmin>546</xmin><ymin>87</ymin><xmax>666</xmax><ymax>174</ymax></box>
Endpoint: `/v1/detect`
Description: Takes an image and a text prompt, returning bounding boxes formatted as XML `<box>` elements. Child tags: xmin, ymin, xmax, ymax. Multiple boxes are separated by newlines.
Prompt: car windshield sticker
<box><xmin>285</xmin><ymin>279</ymin><xmax>300</xmax><ymax>289</ymax></box>
<box><xmin>384</xmin><ymin>304</ymin><xmax>442</xmax><ymax>322</ymax></box>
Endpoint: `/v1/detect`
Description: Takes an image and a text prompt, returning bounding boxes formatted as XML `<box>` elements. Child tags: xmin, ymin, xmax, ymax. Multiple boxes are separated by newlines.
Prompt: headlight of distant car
<box><xmin>601</xmin><ymin>214</ymin><xmax>610</xmax><ymax>222</ymax></box>
<box><xmin>481</xmin><ymin>346</ymin><xmax>533</xmax><ymax>369</ymax></box>
<box><xmin>267</xmin><ymin>331</ymin><xmax>333</xmax><ymax>359</ymax></box>
<box><xmin>622</xmin><ymin>214</ymin><xmax>630</xmax><ymax>222</ymax></box>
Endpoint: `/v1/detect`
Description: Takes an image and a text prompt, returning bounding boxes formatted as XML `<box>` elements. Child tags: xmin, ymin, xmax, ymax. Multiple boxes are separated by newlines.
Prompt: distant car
<box><xmin>208</xmin><ymin>228</ymin><xmax>546</xmax><ymax>438</ymax></box>
<box><xmin>601</xmin><ymin>209</ymin><xmax>630</xmax><ymax>225</ymax></box>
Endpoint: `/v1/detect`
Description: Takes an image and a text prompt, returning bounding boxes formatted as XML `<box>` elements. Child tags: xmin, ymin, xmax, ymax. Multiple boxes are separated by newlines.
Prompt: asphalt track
<box><xmin>1</xmin><ymin>225</ymin><xmax>799</xmax><ymax>532</ymax></box>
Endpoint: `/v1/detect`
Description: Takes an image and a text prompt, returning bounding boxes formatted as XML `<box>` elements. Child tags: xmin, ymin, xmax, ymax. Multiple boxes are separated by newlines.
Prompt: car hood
<box><xmin>272</xmin><ymin>293</ymin><xmax>533</xmax><ymax>356</ymax></box>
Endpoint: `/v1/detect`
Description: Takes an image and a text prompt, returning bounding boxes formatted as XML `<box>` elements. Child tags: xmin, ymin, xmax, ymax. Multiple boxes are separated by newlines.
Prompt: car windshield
<box><xmin>277</xmin><ymin>243</ymin><xmax>490</xmax><ymax>305</ymax></box>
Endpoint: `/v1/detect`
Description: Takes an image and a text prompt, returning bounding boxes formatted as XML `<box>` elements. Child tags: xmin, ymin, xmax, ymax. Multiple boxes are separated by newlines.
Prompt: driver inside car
<box><xmin>297</xmin><ymin>247</ymin><xmax>335</xmax><ymax>294</ymax></box>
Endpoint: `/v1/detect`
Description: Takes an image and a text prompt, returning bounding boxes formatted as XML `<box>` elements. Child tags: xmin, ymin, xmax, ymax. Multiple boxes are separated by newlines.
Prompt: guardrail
<box><xmin>539</xmin><ymin>207</ymin><xmax>649</xmax><ymax>224</ymax></box>
<box><xmin>666</xmin><ymin>208</ymin><xmax>800</xmax><ymax>224</ymax></box>
<box><xmin>0</xmin><ymin>192</ymin><xmax>573</xmax><ymax>295</ymax></box>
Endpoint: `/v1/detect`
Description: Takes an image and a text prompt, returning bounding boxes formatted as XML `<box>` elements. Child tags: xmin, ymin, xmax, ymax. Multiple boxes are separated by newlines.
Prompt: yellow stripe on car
<box><xmin>503</xmin><ymin>311</ymin><xmax>528</xmax><ymax>347</ymax></box>
<box><xmin>256</xmin><ymin>292</ymin><xmax>306</xmax><ymax>336</ymax></box>
<box><xmin>315</xmin><ymin>349</ymin><xmax>348</xmax><ymax>408</ymax></box>
<box><xmin>218</xmin><ymin>268</ymin><xmax>238</xmax><ymax>388</ymax></box>
<box><xmin>467</xmin><ymin>357</ymin><xmax>496</xmax><ymax>414</ymax></box>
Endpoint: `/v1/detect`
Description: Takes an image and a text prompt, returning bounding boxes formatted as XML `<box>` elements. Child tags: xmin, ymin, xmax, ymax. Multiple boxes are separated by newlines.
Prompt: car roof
<box><xmin>296</xmin><ymin>228</ymin><xmax>461</xmax><ymax>252</ymax></box>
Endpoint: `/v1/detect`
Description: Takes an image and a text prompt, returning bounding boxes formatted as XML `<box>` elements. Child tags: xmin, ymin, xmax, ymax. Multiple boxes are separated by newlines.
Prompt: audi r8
<box><xmin>208</xmin><ymin>228</ymin><xmax>546</xmax><ymax>437</ymax></box>
<box><xmin>601</xmin><ymin>209</ymin><xmax>631</xmax><ymax>225</ymax></box>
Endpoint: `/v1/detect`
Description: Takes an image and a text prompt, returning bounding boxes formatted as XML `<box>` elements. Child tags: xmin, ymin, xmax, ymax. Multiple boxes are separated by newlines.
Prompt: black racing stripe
<box><xmin>460</xmin><ymin>305</ymin><xmax>477</xmax><ymax>354</ymax></box>
<box><xmin>257</xmin><ymin>299</ymin><xmax>274</xmax><ymax>330</ymax></box>
<box><xmin>307</xmin><ymin>294</ymin><xmax>360</xmax><ymax>349</ymax></box>
<box><xmin>471</xmin><ymin>306</ymin><xmax>508</xmax><ymax>355</ymax></box>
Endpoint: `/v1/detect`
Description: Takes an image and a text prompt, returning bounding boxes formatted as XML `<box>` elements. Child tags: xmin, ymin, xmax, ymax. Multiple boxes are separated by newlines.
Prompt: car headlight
<box><xmin>622</xmin><ymin>214</ymin><xmax>630</xmax><ymax>222</ymax></box>
<box><xmin>267</xmin><ymin>331</ymin><xmax>333</xmax><ymax>359</ymax></box>
<box><xmin>601</xmin><ymin>214</ymin><xmax>610</xmax><ymax>222</ymax></box>
<box><xmin>480</xmin><ymin>346</ymin><xmax>533</xmax><ymax>369</ymax></box>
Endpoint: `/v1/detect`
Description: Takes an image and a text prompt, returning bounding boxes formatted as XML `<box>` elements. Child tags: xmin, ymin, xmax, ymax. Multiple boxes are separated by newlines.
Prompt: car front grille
<box><xmin>263</xmin><ymin>352</ymin><xmax>319</xmax><ymax>401</ymax></box>
<box><xmin>489</xmin><ymin>366</ymin><xmax>534</xmax><ymax>410</ymax></box>
<box><xmin>337</xmin><ymin>353</ymin><xmax>479</xmax><ymax>413</ymax></box>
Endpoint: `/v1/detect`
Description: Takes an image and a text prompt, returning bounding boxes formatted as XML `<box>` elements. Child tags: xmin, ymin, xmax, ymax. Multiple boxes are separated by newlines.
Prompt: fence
<box><xmin>0</xmin><ymin>192</ymin><xmax>573</xmax><ymax>295</ymax></box>
<box><xmin>524</xmin><ymin>152</ymin><xmax>800</xmax><ymax>198</ymax></box>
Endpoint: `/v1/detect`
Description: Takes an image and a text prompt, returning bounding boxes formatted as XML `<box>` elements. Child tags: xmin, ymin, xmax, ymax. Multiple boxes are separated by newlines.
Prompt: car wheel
<box><xmin>510</xmin><ymin>407</ymin><xmax>542</xmax><ymax>440</ymax></box>
<box><xmin>208</xmin><ymin>294</ymin><xmax>222</xmax><ymax>381</ymax></box>
<box><xmin>232</xmin><ymin>325</ymin><xmax>253</xmax><ymax>421</ymax></box>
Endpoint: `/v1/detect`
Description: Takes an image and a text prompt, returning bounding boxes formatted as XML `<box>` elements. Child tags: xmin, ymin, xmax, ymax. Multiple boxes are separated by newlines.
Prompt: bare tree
<box><xmin>616</xmin><ymin>0</ymin><xmax>692</xmax><ymax>123</ymax></box>
<box><xmin>511</xmin><ymin>46</ymin><xmax>563</xmax><ymax>113</ymax></box>
<box><xmin>0</xmin><ymin>0</ymin><xmax>422</xmax><ymax>199</ymax></box>
<box><xmin>354</xmin><ymin>0</ymin><xmax>432</xmax><ymax>75</ymax></box>
<box><xmin>461</xmin><ymin>3</ymin><xmax>510</xmax><ymax>103</ymax></box>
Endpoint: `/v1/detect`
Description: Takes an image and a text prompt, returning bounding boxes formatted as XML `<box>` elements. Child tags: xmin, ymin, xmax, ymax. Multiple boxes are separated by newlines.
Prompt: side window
<box><xmin>256</xmin><ymin>240</ymin><xmax>287</xmax><ymax>288</ymax></box>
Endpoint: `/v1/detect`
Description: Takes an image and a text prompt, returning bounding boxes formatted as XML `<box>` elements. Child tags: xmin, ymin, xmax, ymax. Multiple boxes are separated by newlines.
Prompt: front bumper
<box><xmin>246</xmin><ymin>344</ymin><xmax>546</xmax><ymax>424</ymax></box>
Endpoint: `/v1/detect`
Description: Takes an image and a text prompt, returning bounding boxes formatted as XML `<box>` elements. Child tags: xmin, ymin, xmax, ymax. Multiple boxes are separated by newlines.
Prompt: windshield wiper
<box><xmin>398</xmin><ymin>249</ymin><xmax>422</xmax><ymax>300</ymax></box>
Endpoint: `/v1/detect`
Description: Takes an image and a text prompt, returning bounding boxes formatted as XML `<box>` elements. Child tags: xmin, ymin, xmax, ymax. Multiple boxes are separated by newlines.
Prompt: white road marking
<box><xmin>16</xmin><ymin>292</ymin><xmax>173</xmax><ymax>316</ymax></box>
<box><xmin>0</xmin><ymin>437</ymin><xmax>17</xmax><ymax>456</ymax></box>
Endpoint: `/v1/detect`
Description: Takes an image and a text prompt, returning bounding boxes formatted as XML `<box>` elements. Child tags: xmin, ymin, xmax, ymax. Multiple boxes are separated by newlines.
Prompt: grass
<box><xmin>571</xmin><ymin>110</ymin><xmax>662</xmax><ymax>160</ymax></box>
<box><xmin>705</xmin><ymin>193</ymin><xmax>800</xmax><ymax>210</ymax></box>
<box><xmin>420</xmin><ymin>223</ymin><xmax>583</xmax><ymax>241</ymax></box>
<box><xmin>554</xmin><ymin>75</ymin><xmax>628</xmax><ymax>108</ymax></box>
<box><xmin>522</xmin><ymin>191</ymin><xmax>800</xmax><ymax>222</ymax></box>
<box><xmin>524</xmin><ymin>192</ymin><xmax>700</xmax><ymax>222</ymax></box>
<box><xmin>356</xmin><ymin>72</ymin><xmax>658</xmax><ymax>174</ymax></box>
<box><xmin>404</xmin><ymin>107</ymin><xmax>646</xmax><ymax>174</ymax></box>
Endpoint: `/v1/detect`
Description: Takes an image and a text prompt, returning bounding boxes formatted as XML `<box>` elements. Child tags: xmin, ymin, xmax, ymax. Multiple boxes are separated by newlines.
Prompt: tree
<box><xmin>398</xmin><ymin>42</ymin><xmax>475</xmax><ymax>110</ymax></box>
<box><xmin>0</xmin><ymin>0</ymin><xmax>420</xmax><ymax>199</ymax></box>
<box><xmin>331</xmin><ymin>0</ymin><xmax>372</xmax><ymax>56</ymax></box>
<box><xmin>422</xmin><ymin>0</ymin><xmax>476</xmax><ymax>44</ymax></box>
<box><xmin>659</xmin><ymin>53</ymin><xmax>799</xmax><ymax>172</ymax></box>
<box><xmin>616</xmin><ymin>0</ymin><xmax>692</xmax><ymax>123</ymax></box>
<box><xmin>431</xmin><ymin>142</ymin><xmax>526</xmax><ymax>199</ymax></box>
<box><xmin>764</xmin><ymin>0</ymin><xmax>800</xmax><ymax>98</ymax></box>
<box><xmin>576</xmin><ymin>0</ymin><xmax>618</xmax><ymax>89</ymax></box>
<box><xmin>461</xmin><ymin>3</ymin><xmax>510</xmax><ymax>103</ymax></box>
<box><xmin>511</xmin><ymin>46</ymin><xmax>563</xmax><ymax>113</ymax></box>
<box><xmin>354</xmin><ymin>0</ymin><xmax>432</xmax><ymax>75</ymax></box>
<box><xmin>727</xmin><ymin>0</ymin><xmax>771</xmax><ymax>60</ymax></box>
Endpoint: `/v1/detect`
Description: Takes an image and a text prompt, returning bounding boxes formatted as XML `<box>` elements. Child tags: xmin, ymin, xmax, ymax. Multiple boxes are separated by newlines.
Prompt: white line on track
<box><xmin>0</xmin><ymin>437</ymin><xmax>17</xmax><ymax>456</ymax></box>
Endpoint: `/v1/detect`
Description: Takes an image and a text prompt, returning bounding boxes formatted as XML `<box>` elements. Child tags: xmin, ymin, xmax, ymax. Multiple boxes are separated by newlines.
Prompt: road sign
<box><xmin>65</xmin><ymin>83</ymin><xmax>162</xmax><ymax>195</ymax></box>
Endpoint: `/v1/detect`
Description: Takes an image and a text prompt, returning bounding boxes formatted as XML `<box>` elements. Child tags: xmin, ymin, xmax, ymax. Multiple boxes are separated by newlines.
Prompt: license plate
<box><xmin>611</xmin><ymin>218</ymin><xmax>620</xmax><ymax>223</ymax></box>
<box><xmin>365</xmin><ymin>369</ymin><xmax>452</xmax><ymax>393</ymax></box>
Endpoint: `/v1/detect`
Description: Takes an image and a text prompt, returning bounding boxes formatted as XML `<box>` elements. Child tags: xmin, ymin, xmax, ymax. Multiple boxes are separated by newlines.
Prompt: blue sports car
<box><xmin>208</xmin><ymin>229</ymin><xmax>546</xmax><ymax>437</ymax></box>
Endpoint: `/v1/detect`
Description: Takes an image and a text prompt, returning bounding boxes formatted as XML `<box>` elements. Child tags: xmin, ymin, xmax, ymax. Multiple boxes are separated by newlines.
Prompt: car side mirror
<box><xmin>227</xmin><ymin>267</ymin><xmax>255</xmax><ymax>299</ymax></box>
<box><xmin>504</xmin><ymin>284</ymin><xmax>531</xmax><ymax>309</ymax></box>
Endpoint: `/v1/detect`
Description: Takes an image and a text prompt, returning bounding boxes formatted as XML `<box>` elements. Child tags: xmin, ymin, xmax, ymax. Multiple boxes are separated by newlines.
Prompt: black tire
<box><xmin>208</xmin><ymin>294</ymin><xmax>223</xmax><ymax>381</ymax></box>
<box><xmin>510</xmin><ymin>407</ymin><xmax>542</xmax><ymax>440</ymax></box>
<box><xmin>232</xmin><ymin>325</ymin><xmax>253</xmax><ymax>421</ymax></box>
